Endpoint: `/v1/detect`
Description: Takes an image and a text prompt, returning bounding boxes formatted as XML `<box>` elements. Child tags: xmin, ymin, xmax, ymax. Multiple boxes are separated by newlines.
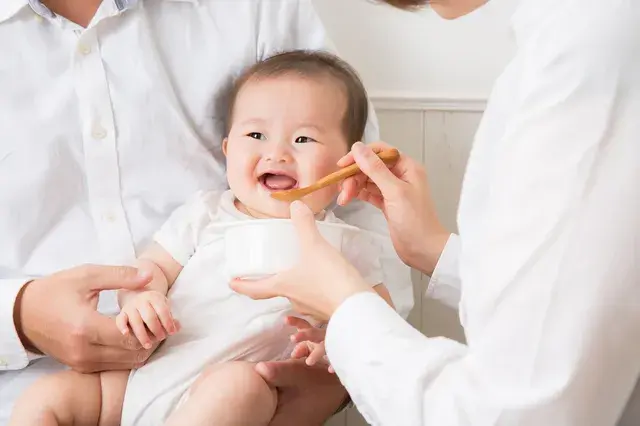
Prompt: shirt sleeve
<box><xmin>326</xmin><ymin>3</ymin><xmax>640</xmax><ymax>425</ymax></box>
<box><xmin>0</xmin><ymin>279</ymin><xmax>33</xmax><ymax>370</ymax></box>
<box><xmin>153</xmin><ymin>190</ymin><xmax>218</xmax><ymax>266</ymax></box>
<box><xmin>425</xmin><ymin>233</ymin><xmax>462</xmax><ymax>309</ymax></box>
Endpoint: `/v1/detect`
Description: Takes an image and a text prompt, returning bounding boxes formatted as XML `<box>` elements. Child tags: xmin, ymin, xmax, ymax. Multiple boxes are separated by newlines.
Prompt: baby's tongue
<box><xmin>264</xmin><ymin>174</ymin><xmax>297</xmax><ymax>190</ymax></box>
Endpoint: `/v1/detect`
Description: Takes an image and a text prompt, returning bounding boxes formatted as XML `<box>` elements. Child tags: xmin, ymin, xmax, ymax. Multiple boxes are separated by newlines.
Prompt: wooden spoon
<box><xmin>270</xmin><ymin>148</ymin><xmax>400</xmax><ymax>202</ymax></box>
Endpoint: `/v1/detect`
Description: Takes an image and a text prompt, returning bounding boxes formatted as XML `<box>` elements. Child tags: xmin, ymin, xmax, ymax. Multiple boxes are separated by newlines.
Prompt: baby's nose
<box><xmin>264</xmin><ymin>144</ymin><xmax>294</xmax><ymax>163</ymax></box>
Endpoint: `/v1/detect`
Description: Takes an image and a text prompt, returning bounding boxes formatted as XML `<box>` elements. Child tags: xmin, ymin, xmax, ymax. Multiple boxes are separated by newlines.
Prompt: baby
<box><xmin>10</xmin><ymin>50</ymin><xmax>394</xmax><ymax>426</ymax></box>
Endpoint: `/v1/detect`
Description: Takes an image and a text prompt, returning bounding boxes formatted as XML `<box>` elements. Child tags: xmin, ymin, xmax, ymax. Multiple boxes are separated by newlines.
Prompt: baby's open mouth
<box><xmin>259</xmin><ymin>172</ymin><xmax>298</xmax><ymax>191</ymax></box>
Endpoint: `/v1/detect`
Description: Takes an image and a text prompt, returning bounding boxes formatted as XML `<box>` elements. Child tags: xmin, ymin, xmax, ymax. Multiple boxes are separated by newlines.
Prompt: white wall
<box><xmin>313</xmin><ymin>0</ymin><xmax>517</xmax><ymax>99</ymax></box>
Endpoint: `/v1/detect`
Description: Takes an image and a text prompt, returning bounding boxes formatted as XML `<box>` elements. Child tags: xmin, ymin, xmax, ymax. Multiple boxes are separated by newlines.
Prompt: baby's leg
<box><xmin>165</xmin><ymin>361</ymin><xmax>277</xmax><ymax>426</ymax></box>
<box><xmin>9</xmin><ymin>369</ymin><xmax>129</xmax><ymax>426</ymax></box>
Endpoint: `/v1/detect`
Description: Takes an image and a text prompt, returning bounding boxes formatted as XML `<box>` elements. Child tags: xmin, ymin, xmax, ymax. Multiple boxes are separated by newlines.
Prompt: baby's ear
<box><xmin>222</xmin><ymin>138</ymin><xmax>229</xmax><ymax>156</ymax></box>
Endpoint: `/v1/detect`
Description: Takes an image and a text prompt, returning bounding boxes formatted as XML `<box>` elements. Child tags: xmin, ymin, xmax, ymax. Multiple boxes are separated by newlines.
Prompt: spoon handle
<box><xmin>311</xmin><ymin>148</ymin><xmax>400</xmax><ymax>190</ymax></box>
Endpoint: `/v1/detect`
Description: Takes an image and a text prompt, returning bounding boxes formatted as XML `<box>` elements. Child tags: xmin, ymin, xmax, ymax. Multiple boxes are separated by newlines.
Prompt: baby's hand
<box><xmin>116</xmin><ymin>291</ymin><xmax>179</xmax><ymax>349</ymax></box>
<box><xmin>285</xmin><ymin>316</ymin><xmax>334</xmax><ymax>373</ymax></box>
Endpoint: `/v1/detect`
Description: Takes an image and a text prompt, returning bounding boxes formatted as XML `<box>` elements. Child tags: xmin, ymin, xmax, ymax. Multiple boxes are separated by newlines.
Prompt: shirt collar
<box><xmin>0</xmin><ymin>0</ymin><xmax>27</xmax><ymax>23</ymax></box>
<box><xmin>0</xmin><ymin>0</ymin><xmax>199</xmax><ymax>23</ymax></box>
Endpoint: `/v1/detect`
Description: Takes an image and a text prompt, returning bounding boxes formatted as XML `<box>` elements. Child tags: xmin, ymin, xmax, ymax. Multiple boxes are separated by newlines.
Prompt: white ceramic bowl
<box><xmin>223</xmin><ymin>219</ymin><xmax>358</xmax><ymax>280</ymax></box>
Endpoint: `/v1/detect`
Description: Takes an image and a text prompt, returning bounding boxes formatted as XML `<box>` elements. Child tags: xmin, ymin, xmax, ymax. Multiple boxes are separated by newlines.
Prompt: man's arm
<box><xmin>326</xmin><ymin>3</ymin><xmax>640</xmax><ymax>424</ymax></box>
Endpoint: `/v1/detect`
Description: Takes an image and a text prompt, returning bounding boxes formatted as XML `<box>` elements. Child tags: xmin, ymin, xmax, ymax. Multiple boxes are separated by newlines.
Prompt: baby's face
<box><xmin>224</xmin><ymin>74</ymin><xmax>350</xmax><ymax>218</ymax></box>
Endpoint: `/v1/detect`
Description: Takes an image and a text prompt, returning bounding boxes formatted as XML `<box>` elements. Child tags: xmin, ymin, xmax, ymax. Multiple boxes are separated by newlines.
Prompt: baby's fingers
<box><xmin>305</xmin><ymin>342</ymin><xmax>327</xmax><ymax>367</ymax></box>
<box><xmin>127</xmin><ymin>309</ymin><xmax>153</xmax><ymax>349</ymax></box>
<box><xmin>138</xmin><ymin>302</ymin><xmax>166</xmax><ymax>342</ymax></box>
<box><xmin>290</xmin><ymin>327</ymin><xmax>325</xmax><ymax>344</ymax></box>
<box><xmin>115</xmin><ymin>311</ymin><xmax>131</xmax><ymax>336</ymax></box>
<box><xmin>291</xmin><ymin>342</ymin><xmax>312</xmax><ymax>360</ymax></box>
<box><xmin>150</xmin><ymin>299</ymin><xmax>178</xmax><ymax>335</ymax></box>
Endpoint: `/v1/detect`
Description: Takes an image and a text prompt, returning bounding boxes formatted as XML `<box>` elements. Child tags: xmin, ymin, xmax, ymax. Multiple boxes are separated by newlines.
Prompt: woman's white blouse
<box><xmin>326</xmin><ymin>0</ymin><xmax>640</xmax><ymax>424</ymax></box>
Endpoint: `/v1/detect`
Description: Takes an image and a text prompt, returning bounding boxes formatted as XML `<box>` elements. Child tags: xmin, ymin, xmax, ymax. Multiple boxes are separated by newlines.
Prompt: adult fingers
<box><xmin>73</xmin><ymin>264</ymin><xmax>152</xmax><ymax>292</ymax></box>
<box><xmin>88</xmin><ymin>345</ymin><xmax>153</xmax><ymax>370</ymax></box>
<box><xmin>88</xmin><ymin>312</ymin><xmax>143</xmax><ymax>350</ymax></box>
<box><xmin>351</xmin><ymin>142</ymin><xmax>401</xmax><ymax>196</ymax></box>
<box><xmin>230</xmin><ymin>273</ymin><xmax>286</xmax><ymax>301</ymax></box>
<box><xmin>337</xmin><ymin>174</ymin><xmax>367</xmax><ymax>205</ymax></box>
<box><xmin>289</xmin><ymin>201</ymin><xmax>322</xmax><ymax>246</ymax></box>
<box><xmin>336</xmin><ymin>142</ymin><xmax>391</xmax><ymax>167</ymax></box>
<box><xmin>358</xmin><ymin>189</ymin><xmax>385</xmax><ymax>211</ymax></box>
<box><xmin>284</xmin><ymin>316</ymin><xmax>313</xmax><ymax>330</ymax></box>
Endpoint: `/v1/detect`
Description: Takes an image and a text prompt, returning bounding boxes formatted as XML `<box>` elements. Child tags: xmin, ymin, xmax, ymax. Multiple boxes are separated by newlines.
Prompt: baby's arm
<box><xmin>116</xmin><ymin>243</ymin><xmax>184</xmax><ymax>348</ymax></box>
<box><xmin>118</xmin><ymin>243</ymin><xmax>183</xmax><ymax>305</ymax></box>
<box><xmin>372</xmin><ymin>283</ymin><xmax>394</xmax><ymax>309</ymax></box>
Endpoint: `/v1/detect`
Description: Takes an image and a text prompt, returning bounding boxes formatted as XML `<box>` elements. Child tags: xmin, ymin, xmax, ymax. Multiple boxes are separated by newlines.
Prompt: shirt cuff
<box><xmin>325</xmin><ymin>292</ymin><xmax>423</xmax><ymax>424</ymax></box>
<box><xmin>426</xmin><ymin>233</ymin><xmax>462</xmax><ymax>309</ymax></box>
<box><xmin>326</xmin><ymin>292</ymin><xmax>417</xmax><ymax>363</ymax></box>
<box><xmin>0</xmin><ymin>278</ymin><xmax>32</xmax><ymax>370</ymax></box>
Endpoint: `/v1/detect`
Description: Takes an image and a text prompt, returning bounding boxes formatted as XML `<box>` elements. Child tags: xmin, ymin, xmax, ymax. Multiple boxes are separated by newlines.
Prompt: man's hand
<box><xmin>14</xmin><ymin>264</ymin><xmax>155</xmax><ymax>373</ymax></box>
<box><xmin>255</xmin><ymin>359</ymin><xmax>348</xmax><ymax>426</ymax></box>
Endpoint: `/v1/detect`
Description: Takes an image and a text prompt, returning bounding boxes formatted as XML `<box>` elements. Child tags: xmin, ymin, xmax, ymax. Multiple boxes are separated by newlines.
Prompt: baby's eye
<box><xmin>295</xmin><ymin>136</ymin><xmax>316</xmax><ymax>144</ymax></box>
<box><xmin>247</xmin><ymin>132</ymin><xmax>266</xmax><ymax>141</ymax></box>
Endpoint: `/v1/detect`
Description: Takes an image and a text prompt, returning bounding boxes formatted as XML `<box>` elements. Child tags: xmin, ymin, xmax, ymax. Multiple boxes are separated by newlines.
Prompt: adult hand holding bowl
<box><xmin>229</xmin><ymin>201</ymin><xmax>373</xmax><ymax>322</ymax></box>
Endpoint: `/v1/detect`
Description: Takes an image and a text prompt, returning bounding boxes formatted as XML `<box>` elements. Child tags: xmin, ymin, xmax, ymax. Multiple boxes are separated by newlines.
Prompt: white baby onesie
<box><xmin>120</xmin><ymin>190</ymin><xmax>383</xmax><ymax>425</ymax></box>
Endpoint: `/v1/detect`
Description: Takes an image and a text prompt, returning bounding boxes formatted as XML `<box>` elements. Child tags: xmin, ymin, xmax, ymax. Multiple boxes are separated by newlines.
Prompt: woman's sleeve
<box><xmin>325</xmin><ymin>3</ymin><xmax>640</xmax><ymax>424</ymax></box>
<box><xmin>425</xmin><ymin>233</ymin><xmax>462</xmax><ymax>309</ymax></box>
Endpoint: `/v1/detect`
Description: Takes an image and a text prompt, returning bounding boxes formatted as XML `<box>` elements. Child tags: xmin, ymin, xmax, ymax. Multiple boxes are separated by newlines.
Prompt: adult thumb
<box><xmin>80</xmin><ymin>265</ymin><xmax>153</xmax><ymax>292</ymax></box>
<box><xmin>230</xmin><ymin>274</ymin><xmax>284</xmax><ymax>301</ymax></box>
<box><xmin>290</xmin><ymin>200</ymin><xmax>321</xmax><ymax>246</ymax></box>
<box><xmin>351</xmin><ymin>142</ymin><xmax>397</xmax><ymax>195</ymax></box>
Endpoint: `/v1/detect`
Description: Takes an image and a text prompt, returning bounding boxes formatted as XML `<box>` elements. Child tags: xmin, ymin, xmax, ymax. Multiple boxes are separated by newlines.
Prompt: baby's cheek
<box><xmin>305</xmin><ymin>186</ymin><xmax>339</xmax><ymax>213</ymax></box>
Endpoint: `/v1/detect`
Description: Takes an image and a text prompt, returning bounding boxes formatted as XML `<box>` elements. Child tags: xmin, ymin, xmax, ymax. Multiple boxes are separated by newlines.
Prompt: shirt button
<box><xmin>78</xmin><ymin>44</ymin><xmax>91</xmax><ymax>55</ymax></box>
<box><xmin>92</xmin><ymin>126</ymin><xmax>107</xmax><ymax>140</ymax></box>
<box><xmin>34</xmin><ymin>14</ymin><xmax>44</xmax><ymax>23</ymax></box>
<box><xmin>0</xmin><ymin>358</ymin><xmax>8</xmax><ymax>367</ymax></box>
<box><xmin>103</xmin><ymin>212</ymin><xmax>117</xmax><ymax>223</ymax></box>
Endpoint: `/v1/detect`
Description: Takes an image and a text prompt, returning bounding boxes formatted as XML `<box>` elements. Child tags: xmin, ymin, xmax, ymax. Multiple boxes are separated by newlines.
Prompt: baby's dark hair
<box><xmin>226</xmin><ymin>50</ymin><xmax>369</xmax><ymax>147</ymax></box>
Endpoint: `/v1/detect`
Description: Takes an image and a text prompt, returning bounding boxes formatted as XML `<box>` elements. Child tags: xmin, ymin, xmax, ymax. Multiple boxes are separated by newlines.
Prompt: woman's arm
<box><xmin>235</xmin><ymin>2</ymin><xmax>640</xmax><ymax>424</ymax></box>
<box><xmin>327</xmin><ymin>3</ymin><xmax>640</xmax><ymax>424</ymax></box>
